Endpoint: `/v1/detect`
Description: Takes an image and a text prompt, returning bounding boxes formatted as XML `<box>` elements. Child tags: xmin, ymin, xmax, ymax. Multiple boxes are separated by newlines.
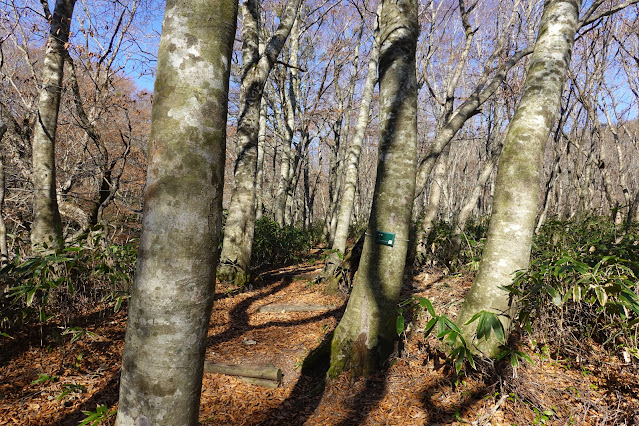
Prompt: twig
<box><xmin>472</xmin><ymin>393</ymin><xmax>508</xmax><ymax>426</ymax></box>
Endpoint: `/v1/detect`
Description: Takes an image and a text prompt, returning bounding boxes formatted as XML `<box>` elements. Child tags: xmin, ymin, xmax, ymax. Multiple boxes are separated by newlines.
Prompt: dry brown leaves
<box><xmin>1</xmin><ymin>263</ymin><xmax>638</xmax><ymax>425</ymax></box>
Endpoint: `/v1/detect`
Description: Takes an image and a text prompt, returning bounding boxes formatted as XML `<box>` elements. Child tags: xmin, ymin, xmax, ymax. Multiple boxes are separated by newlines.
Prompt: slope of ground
<box><xmin>1</xmin><ymin>263</ymin><xmax>638</xmax><ymax>425</ymax></box>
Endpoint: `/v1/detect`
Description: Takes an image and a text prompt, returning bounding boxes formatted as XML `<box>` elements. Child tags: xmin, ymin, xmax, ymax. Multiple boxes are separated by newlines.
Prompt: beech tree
<box><xmin>217</xmin><ymin>0</ymin><xmax>302</xmax><ymax>286</ymax></box>
<box><xmin>115</xmin><ymin>0</ymin><xmax>237</xmax><ymax>423</ymax></box>
<box><xmin>456</xmin><ymin>0</ymin><xmax>581</xmax><ymax>357</ymax></box>
<box><xmin>323</xmin><ymin>18</ymin><xmax>379</xmax><ymax>279</ymax></box>
<box><xmin>30</xmin><ymin>0</ymin><xmax>76</xmax><ymax>250</ymax></box>
<box><xmin>328</xmin><ymin>0</ymin><xmax>418</xmax><ymax>377</ymax></box>
<box><xmin>0</xmin><ymin>117</ymin><xmax>7</xmax><ymax>263</ymax></box>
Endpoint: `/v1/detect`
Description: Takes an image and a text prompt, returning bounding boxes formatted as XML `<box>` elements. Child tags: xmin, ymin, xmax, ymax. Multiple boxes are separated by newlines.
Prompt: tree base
<box><xmin>216</xmin><ymin>263</ymin><xmax>250</xmax><ymax>288</ymax></box>
<box><xmin>327</xmin><ymin>332</ymin><xmax>393</xmax><ymax>379</ymax></box>
<box><xmin>315</xmin><ymin>234</ymin><xmax>366</xmax><ymax>294</ymax></box>
<box><xmin>301</xmin><ymin>331</ymin><xmax>333</xmax><ymax>376</ymax></box>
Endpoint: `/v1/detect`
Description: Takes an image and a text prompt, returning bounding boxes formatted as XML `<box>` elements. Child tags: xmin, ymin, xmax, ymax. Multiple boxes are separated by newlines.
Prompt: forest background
<box><xmin>1</xmin><ymin>0</ymin><xmax>639</xmax><ymax>424</ymax></box>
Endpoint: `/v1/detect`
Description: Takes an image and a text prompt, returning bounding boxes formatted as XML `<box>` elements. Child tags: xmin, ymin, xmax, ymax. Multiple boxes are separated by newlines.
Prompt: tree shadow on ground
<box><xmin>258</xmin><ymin>357</ymin><xmax>392</xmax><ymax>425</ymax></box>
<box><xmin>0</xmin><ymin>305</ymin><xmax>124</xmax><ymax>365</ymax></box>
<box><xmin>335</xmin><ymin>371</ymin><xmax>391</xmax><ymax>426</ymax></box>
<box><xmin>208</xmin><ymin>270</ymin><xmax>343</xmax><ymax>349</ymax></box>
<box><xmin>57</xmin><ymin>370</ymin><xmax>120</xmax><ymax>425</ymax></box>
<box><xmin>416</xmin><ymin>348</ymin><xmax>499</xmax><ymax>425</ymax></box>
<box><xmin>420</xmin><ymin>375</ymin><xmax>491</xmax><ymax>424</ymax></box>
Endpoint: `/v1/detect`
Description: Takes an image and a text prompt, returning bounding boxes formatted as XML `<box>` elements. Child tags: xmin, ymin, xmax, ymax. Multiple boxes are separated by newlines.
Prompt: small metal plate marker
<box><xmin>375</xmin><ymin>231</ymin><xmax>395</xmax><ymax>247</ymax></box>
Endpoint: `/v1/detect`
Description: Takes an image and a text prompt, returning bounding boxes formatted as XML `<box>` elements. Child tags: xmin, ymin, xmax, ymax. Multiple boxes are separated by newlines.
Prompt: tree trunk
<box><xmin>324</xmin><ymin>34</ymin><xmax>379</xmax><ymax>277</ymax></box>
<box><xmin>456</xmin><ymin>0</ymin><xmax>581</xmax><ymax>357</ymax></box>
<box><xmin>274</xmin><ymin>18</ymin><xmax>299</xmax><ymax>226</ymax></box>
<box><xmin>31</xmin><ymin>0</ymin><xmax>76</xmax><ymax>251</ymax></box>
<box><xmin>0</xmin><ymin>118</ymin><xmax>7</xmax><ymax>264</ymax></box>
<box><xmin>255</xmin><ymin>35</ymin><xmax>267</xmax><ymax>222</ymax></box>
<box><xmin>218</xmin><ymin>0</ymin><xmax>302</xmax><ymax>287</ymax></box>
<box><xmin>328</xmin><ymin>0</ymin><xmax>418</xmax><ymax>378</ymax></box>
<box><xmin>414</xmin><ymin>146</ymin><xmax>449</xmax><ymax>265</ymax></box>
<box><xmin>114</xmin><ymin>1</ymin><xmax>237</xmax><ymax>424</ymax></box>
<box><xmin>256</xmin><ymin>97</ymin><xmax>267</xmax><ymax>221</ymax></box>
<box><xmin>450</xmin><ymin>143</ymin><xmax>501</xmax><ymax>258</ymax></box>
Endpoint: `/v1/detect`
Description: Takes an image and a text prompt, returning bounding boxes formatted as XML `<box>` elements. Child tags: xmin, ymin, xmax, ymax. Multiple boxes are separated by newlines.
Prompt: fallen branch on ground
<box><xmin>204</xmin><ymin>361</ymin><xmax>282</xmax><ymax>388</ymax></box>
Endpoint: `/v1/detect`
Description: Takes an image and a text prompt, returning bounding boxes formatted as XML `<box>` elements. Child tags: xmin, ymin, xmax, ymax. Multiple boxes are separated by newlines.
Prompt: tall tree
<box><xmin>30</xmin><ymin>0</ymin><xmax>76</xmax><ymax>250</ymax></box>
<box><xmin>115</xmin><ymin>0</ymin><xmax>237</xmax><ymax>423</ymax></box>
<box><xmin>328</xmin><ymin>0</ymin><xmax>418</xmax><ymax>377</ymax></box>
<box><xmin>456</xmin><ymin>0</ymin><xmax>581</xmax><ymax>357</ymax></box>
<box><xmin>273</xmin><ymin>17</ymin><xmax>300</xmax><ymax>227</ymax></box>
<box><xmin>324</xmin><ymin>23</ymin><xmax>379</xmax><ymax>278</ymax></box>
<box><xmin>0</xmin><ymin>117</ymin><xmax>7</xmax><ymax>263</ymax></box>
<box><xmin>217</xmin><ymin>0</ymin><xmax>302</xmax><ymax>286</ymax></box>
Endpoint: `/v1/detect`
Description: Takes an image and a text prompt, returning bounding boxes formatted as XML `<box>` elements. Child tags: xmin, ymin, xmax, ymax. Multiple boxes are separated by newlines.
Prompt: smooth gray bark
<box><xmin>274</xmin><ymin>18</ymin><xmax>299</xmax><ymax>226</ymax></box>
<box><xmin>31</xmin><ymin>0</ymin><xmax>76</xmax><ymax>250</ymax></box>
<box><xmin>115</xmin><ymin>1</ymin><xmax>237</xmax><ymax>424</ymax></box>
<box><xmin>450</xmin><ymin>143</ymin><xmax>501</xmax><ymax>257</ymax></box>
<box><xmin>328</xmin><ymin>0</ymin><xmax>418</xmax><ymax>377</ymax></box>
<box><xmin>324</xmin><ymin>33</ymin><xmax>379</xmax><ymax>278</ymax></box>
<box><xmin>255</xmin><ymin>97</ymin><xmax>267</xmax><ymax>221</ymax></box>
<box><xmin>0</xmin><ymin>118</ymin><xmax>7</xmax><ymax>263</ymax></box>
<box><xmin>456</xmin><ymin>0</ymin><xmax>581</xmax><ymax>357</ymax></box>
<box><xmin>414</xmin><ymin>146</ymin><xmax>449</xmax><ymax>264</ymax></box>
<box><xmin>218</xmin><ymin>0</ymin><xmax>302</xmax><ymax>286</ymax></box>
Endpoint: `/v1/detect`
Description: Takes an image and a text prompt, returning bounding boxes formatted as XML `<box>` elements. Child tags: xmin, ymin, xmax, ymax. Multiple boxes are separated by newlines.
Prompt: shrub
<box><xmin>0</xmin><ymin>231</ymin><xmax>137</xmax><ymax>330</ymax></box>
<box><xmin>506</xmin><ymin>218</ymin><xmax>639</xmax><ymax>360</ymax></box>
<box><xmin>416</xmin><ymin>219</ymin><xmax>488</xmax><ymax>271</ymax></box>
<box><xmin>251</xmin><ymin>217</ymin><xmax>312</xmax><ymax>269</ymax></box>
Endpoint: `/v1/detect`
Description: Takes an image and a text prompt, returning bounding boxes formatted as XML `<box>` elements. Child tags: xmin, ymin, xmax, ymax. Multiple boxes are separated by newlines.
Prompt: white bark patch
<box><xmin>361</xmin><ymin>293</ymin><xmax>370</xmax><ymax>344</ymax></box>
<box><xmin>503</xmin><ymin>223</ymin><xmax>522</xmax><ymax>233</ymax></box>
<box><xmin>163</xmin><ymin>6</ymin><xmax>222</xmax><ymax>89</ymax></box>
<box><xmin>167</xmin><ymin>97</ymin><xmax>217</xmax><ymax>143</ymax></box>
<box><xmin>168</xmin><ymin>97</ymin><xmax>203</xmax><ymax>128</ymax></box>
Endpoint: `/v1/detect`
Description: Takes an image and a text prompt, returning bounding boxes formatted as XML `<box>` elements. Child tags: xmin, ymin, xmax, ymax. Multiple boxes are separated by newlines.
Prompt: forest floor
<box><xmin>1</xmin><ymin>258</ymin><xmax>639</xmax><ymax>425</ymax></box>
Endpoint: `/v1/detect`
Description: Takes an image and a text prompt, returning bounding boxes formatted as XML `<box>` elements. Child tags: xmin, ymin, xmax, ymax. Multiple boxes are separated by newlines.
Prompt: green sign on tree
<box><xmin>375</xmin><ymin>231</ymin><xmax>395</xmax><ymax>247</ymax></box>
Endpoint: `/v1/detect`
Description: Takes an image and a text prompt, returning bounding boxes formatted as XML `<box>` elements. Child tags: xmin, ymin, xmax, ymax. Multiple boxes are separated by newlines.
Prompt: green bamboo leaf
<box><xmin>455</xmin><ymin>351</ymin><xmax>465</xmax><ymax>374</ymax></box>
<box><xmin>594</xmin><ymin>286</ymin><xmax>607</xmax><ymax>306</ymax></box>
<box><xmin>572</xmin><ymin>285</ymin><xmax>582</xmax><ymax>303</ymax></box>
<box><xmin>437</xmin><ymin>317</ymin><xmax>446</xmax><ymax>336</ymax></box>
<box><xmin>423</xmin><ymin>298</ymin><xmax>436</xmax><ymax>317</ymax></box>
<box><xmin>443</xmin><ymin>316</ymin><xmax>461</xmax><ymax>333</ymax></box>
<box><xmin>517</xmin><ymin>351</ymin><xmax>533</xmax><ymax>364</ymax></box>
<box><xmin>437</xmin><ymin>328</ymin><xmax>454</xmax><ymax>340</ymax></box>
<box><xmin>424</xmin><ymin>318</ymin><xmax>437</xmax><ymax>338</ymax></box>
<box><xmin>396</xmin><ymin>315</ymin><xmax>405</xmax><ymax>336</ymax></box>
<box><xmin>445</xmin><ymin>331</ymin><xmax>459</xmax><ymax>346</ymax></box>
<box><xmin>26</xmin><ymin>288</ymin><xmax>36</xmax><ymax>306</ymax></box>
<box><xmin>490</xmin><ymin>315</ymin><xmax>506</xmax><ymax>344</ymax></box>
<box><xmin>464</xmin><ymin>311</ymin><xmax>483</xmax><ymax>326</ymax></box>
<box><xmin>476</xmin><ymin>312</ymin><xmax>488</xmax><ymax>340</ymax></box>
<box><xmin>510</xmin><ymin>353</ymin><xmax>519</xmax><ymax>368</ymax></box>
<box><xmin>466</xmin><ymin>349</ymin><xmax>476</xmax><ymax>369</ymax></box>
<box><xmin>546</xmin><ymin>286</ymin><xmax>562</xmax><ymax>307</ymax></box>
